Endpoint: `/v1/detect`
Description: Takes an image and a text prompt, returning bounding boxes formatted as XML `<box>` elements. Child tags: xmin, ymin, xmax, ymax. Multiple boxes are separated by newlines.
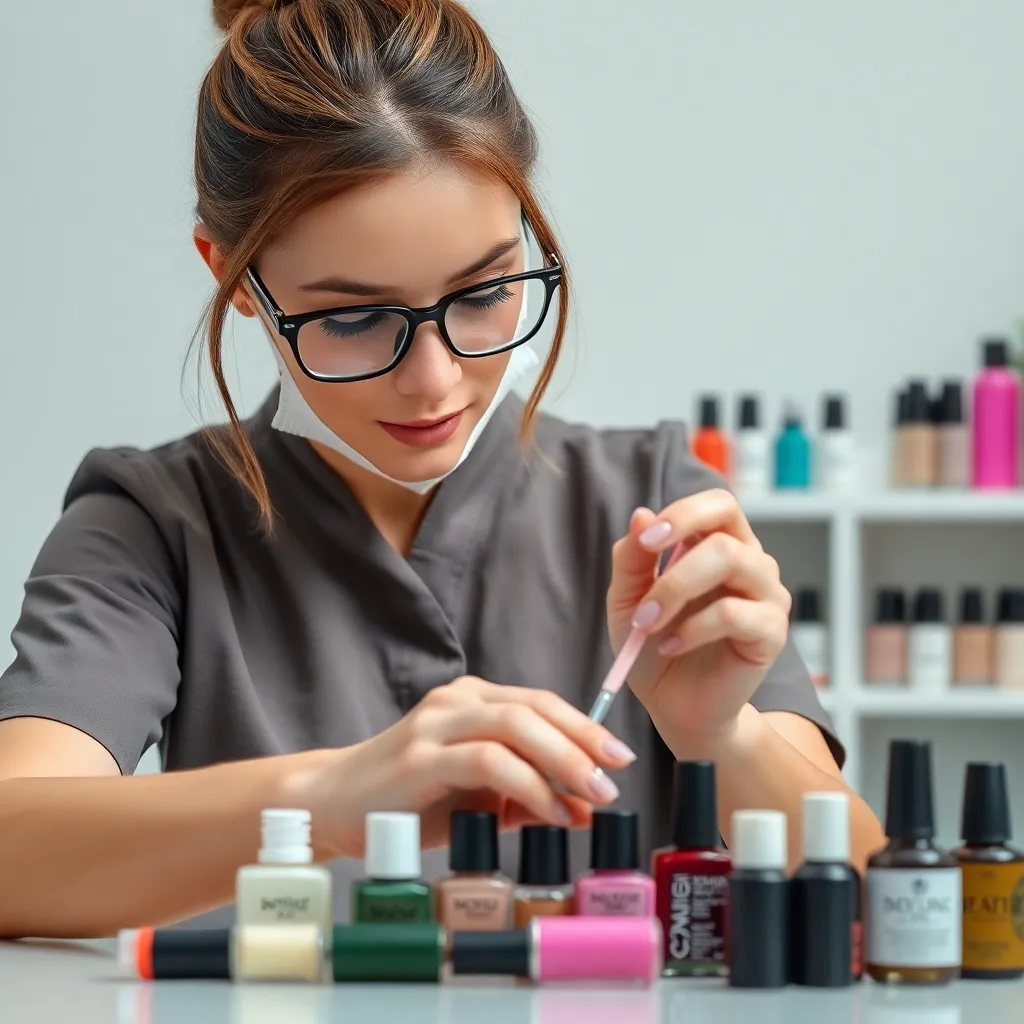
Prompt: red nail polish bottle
<box><xmin>652</xmin><ymin>760</ymin><xmax>731</xmax><ymax>977</ymax></box>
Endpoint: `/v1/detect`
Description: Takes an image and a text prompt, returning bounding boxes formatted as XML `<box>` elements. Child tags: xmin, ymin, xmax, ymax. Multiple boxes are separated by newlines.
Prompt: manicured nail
<box><xmin>639</xmin><ymin>521</ymin><xmax>672</xmax><ymax>548</ymax></box>
<box><xmin>588</xmin><ymin>768</ymin><xmax>621</xmax><ymax>803</ymax></box>
<box><xmin>602</xmin><ymin>736</ymin><xmax>637</xmax><ymax>764</ymax></box>
<box><xmin>554</xmin><ymin>802</ymin><xmax>573</xmax><ymax>826</ymax></box>
<box><xmin>658</xmin><ymin>636</ymin><xmax>684</xmax><ymax>657</ymax></box>
<box><xmin>632</xmin><ymin>600</ymin><xmax>661</xmax><ymax>630</ymax></box>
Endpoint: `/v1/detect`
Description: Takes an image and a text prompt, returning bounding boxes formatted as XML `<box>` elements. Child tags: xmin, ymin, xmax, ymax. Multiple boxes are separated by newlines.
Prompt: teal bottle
<box><xmin>775</xmin><ymin>405</ymin><xmax>811</xmax><ymax>489</ymax></box>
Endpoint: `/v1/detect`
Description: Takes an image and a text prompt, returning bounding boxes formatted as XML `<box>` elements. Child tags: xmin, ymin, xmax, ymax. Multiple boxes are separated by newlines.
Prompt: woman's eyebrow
<box><xmin>296</xmin><ymin>236</ymin><xmax>520</xmax><ymax>297</ymax></box>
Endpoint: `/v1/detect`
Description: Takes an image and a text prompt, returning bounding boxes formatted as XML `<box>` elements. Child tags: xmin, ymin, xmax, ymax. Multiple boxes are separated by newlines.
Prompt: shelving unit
<box><xmin>742</xmin><ymin>490</ymin><xmax>1024</xmax><ymax>848</ymax></box>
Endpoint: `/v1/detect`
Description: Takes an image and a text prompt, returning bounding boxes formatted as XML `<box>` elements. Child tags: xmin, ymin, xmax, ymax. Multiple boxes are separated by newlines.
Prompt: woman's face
<box><xmin>238</xmin><ymin>163</ymin><xmax>525</xmax><ymax>484</ymax></box>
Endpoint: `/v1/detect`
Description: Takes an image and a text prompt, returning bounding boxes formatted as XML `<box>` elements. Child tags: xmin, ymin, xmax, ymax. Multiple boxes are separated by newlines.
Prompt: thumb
<box><xmin>607</xmin><ymin>507</ymin><xmax>661</xmax><ymax>619</ymax></box>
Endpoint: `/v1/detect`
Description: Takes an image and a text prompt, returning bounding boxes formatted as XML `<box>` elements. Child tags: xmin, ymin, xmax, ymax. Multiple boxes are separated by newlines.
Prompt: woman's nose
<box><xmin>391</xmin><ymin>322</ymin><xmax>461</xmax><ymax>401</ymax></box>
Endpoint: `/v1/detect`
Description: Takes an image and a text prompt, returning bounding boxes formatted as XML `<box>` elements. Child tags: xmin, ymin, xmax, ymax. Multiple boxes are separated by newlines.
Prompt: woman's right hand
<box><xmin>305</xmin><ymin>676</ymin><xmax>638</xmax><ymax>856</ymax></box>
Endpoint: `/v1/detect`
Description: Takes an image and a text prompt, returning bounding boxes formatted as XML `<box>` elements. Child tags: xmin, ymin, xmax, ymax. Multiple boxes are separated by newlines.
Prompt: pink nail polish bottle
<box><xmin>575</xmin><ymin>810</ymin><xmax>656</xmax><ymax>916</ymax></box>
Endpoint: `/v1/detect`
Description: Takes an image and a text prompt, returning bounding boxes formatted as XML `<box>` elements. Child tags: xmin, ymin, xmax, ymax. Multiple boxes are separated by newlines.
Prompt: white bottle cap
<box><xmin>364</xmin><ymin>812</ymin><xmax>421</xmax><ymax>880</ymax></box>
<box><xmin>802</xmin><ymin>791</ymin><xmax>850</xmax><ymax>863</ymax></box>
<box><xmin>732</xmin><ymin>810</ymin><xmax>787</xmax><ymax>870</ymax></box>
<box><xmin>258</xmin><ymin>808</ymin><xmax>313</xmax><ymax>865</ymax></box>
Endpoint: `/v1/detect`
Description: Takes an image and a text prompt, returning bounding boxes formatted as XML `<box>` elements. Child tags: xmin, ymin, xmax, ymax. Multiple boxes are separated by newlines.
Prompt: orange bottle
<box><xmin>692</xmin><ymin>396</ymin><xmax>730</xmax><ymax>477</ymax></box>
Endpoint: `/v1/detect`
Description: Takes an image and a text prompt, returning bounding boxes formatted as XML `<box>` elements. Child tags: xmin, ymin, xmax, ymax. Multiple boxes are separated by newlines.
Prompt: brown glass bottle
<box><xmin>865</xmin><ymin>739</ymin><xmax>961</xmax><ymax>985</ymax></box>
<box><xmin>954</xmin><ymin>762</ymin><xmax>1024</xmax><ymax>980</ymax></box>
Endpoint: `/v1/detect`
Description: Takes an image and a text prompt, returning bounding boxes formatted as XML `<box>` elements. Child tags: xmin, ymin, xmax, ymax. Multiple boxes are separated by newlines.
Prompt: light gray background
<box><xmin>2</xmin><ymin>1</ymin><xmax>1024</xmax><ymax>789</ymax></box>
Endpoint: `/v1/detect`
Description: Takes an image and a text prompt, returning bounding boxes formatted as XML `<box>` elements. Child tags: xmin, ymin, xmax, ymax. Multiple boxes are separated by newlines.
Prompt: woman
<box><xmin>0</xmin><ymin>0</ymin><xmax>883</xmax><ymax>938</ymax></box>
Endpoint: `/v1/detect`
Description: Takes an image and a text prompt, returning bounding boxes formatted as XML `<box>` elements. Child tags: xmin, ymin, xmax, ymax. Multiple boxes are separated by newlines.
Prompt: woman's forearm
<box><xmin>669</xmin><ymin>704</ymin><xmax>885</xmax><ymax>873</ymax></box>
<box><xmin>0</xmin><ymin>749</ymin><xmax>340</xmax><ymax>939</ymax></box>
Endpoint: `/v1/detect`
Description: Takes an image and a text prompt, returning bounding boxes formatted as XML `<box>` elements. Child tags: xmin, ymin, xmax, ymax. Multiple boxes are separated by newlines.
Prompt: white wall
<box><xmin>2</xmin><ymin>2</ymin><xmax>1024</xmax><ymax>782</ymax></box>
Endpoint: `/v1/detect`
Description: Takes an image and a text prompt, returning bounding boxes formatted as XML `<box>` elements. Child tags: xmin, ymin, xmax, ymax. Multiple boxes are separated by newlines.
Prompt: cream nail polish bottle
<box><xmin>994</xmin><ymin>589</ymin><xmax>1024</xmax><ymax>690</ymax></box>
<box><xmin>236</xmin><ymin>809</ymin><xmax>333</xmax><ymax>939</ymax></box>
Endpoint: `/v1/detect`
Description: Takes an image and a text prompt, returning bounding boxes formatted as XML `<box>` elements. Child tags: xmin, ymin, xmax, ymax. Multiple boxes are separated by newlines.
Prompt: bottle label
<box><xmin>666</xmin><ymin>872</ymin><xmax>728</xmax><ymax>963</ymax></box>
<box><xmin>865</xmin><ymin>868</ymin><xmax>962</xmax><ymax>967</ymax></box>
<box><xmin>961</xmin><ymin>862</ymin><xmax>1024</xmax><ymax>971</ymax></box>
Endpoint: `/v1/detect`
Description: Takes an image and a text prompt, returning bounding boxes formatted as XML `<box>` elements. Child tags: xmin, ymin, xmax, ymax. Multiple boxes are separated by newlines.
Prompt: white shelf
<box><xmin>740</xmin><ymin>490</ymin><xmax>1024</xmax><ymax>522</ymax></box>
<box><xmin>846</xmin><ymin>686</ymin><xmax>1024</xmax><ymax>717</ymax></box>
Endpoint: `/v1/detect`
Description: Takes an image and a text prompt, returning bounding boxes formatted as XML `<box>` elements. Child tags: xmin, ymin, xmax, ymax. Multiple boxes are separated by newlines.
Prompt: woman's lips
<box><xmin>378</xmin><ymin>410</ymin><xmax>464</xmax><ymax>449</ymax></box>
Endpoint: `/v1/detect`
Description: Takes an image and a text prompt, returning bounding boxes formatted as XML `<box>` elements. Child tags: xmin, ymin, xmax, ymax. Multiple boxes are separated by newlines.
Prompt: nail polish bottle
<box><xmin>900</xmin><ymin>380</ymin><xmax>937</xmax><ymax>487</ymax></box>
<box><xmin>994</xmin><ymin>588</ymin><xmax>1024</xmax><ymax>690</ymax></box>
<box><xmin>728</xmin><ymin>809</ymin><xmax>789</xmax><ymax>989</ymax></box>
<box><xmin>790</xmin><ymin>792</ymin><xmax>857</xmax><ymax>987</ymax></box>
<box><xmin>865</xmin><ymin>588</ymin><xmax>908</xmax><ymax>684</ymax></box>
<box><xmin>819</xmin><ymin>393</ymin><xmax>855</xmax><ymax>493</ymax></box>
<box><xmin>972</xmin><ymin>337</ymin><xmax>1021</xmax><ymax>489</ymax></box>
<box><xmin>908</xmin><ymin>588</ymin><xmax>951</xmax><ymax>691</ymax></box>
<box><xmin>692</xmin><ymin>395</ymin><xmax>730</xmax><ymax>478</ymax></box>
<box><xmin>576</xmin><ymin>809</ymin><xmax>656</xmax><ymax>916</ymax></box>
<box><xmin>952</xmin><ymin>587</ymin><xmax>993</xmax><ymax>686</ymax></box>
<box><xmin>652</xmin><ymin>761</ymin><xmax>730</xmax><ymax>977</ymax></box>
<box><xmin>351</xmin><ymin>812</ymin><xmax>433</xmax><ymax>924</ymax></box>
<box><xmin>434</xmin><ymin>811</ymin><xmax>513</xmax><ymax>931</ymax></box>
<box><xmin>891</xmin><ymin>388</ymin><xmax>910</xmax><ymax>486</ymax></box>
<box><xmin>733</xmin><ymin>394</ymin><xmax>770</xmax><ymax>494</ymax></box>
<box><xmin>936</xmin><ymin>380</ymin><xmax>969</xmax><ymax>488</ymax></box>
<box><xmin>235</xmin><ymin>809</ymin><xmax>333</xmax><ymax>937</ymax></box>
<box><xmin>789</xmin><ymin>587</ymin><xmax>829</xmax><ymax>688</ymax></box>
<box><xmin>774</xmin><ymin>402</ymin><xmax>811</xmax><ymax>489</ymax></box>
<box><xmin>864</xmin><ymin>739</ymin><xmax>961</xmax><ymax>985</ymax></box>
<box><xmin>513</xmin><ymin>825</ymin><xmax>574</xmax><ymax>926</ymax></box>
<box><xmin>954</xmin><ymin>762</ymin><xmax>1024</xmax><ymax>979</ymax></box>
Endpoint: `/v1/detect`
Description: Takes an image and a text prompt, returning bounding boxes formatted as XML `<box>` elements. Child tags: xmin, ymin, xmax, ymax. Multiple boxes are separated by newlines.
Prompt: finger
<box><xmin>432</xmin><ymin>741</ymin><xmax>579</xmax><ymax>827</ymax></box>
<box><xmin>636</xmin><ymin>489</ymin><xmax>760</xmax><ymax>555</ymax></box>
<box><xmin>433</xmin><ymin>702</ymin><xmax>625</xmax><ymax>806</ymax></box>
<box><xmin>633</xmin><ymin>533</ymin><xmax>784</xmax><ymax>633</ymax></box>
<box><xmin>606</xmin><ymin>507</ymin><xmax>662</xmax><ymax>612</ymax></box>
<box><xmin>656</xmin><ymin>596</ymin><xmax>789</xmax><ymax>664</ymax></box>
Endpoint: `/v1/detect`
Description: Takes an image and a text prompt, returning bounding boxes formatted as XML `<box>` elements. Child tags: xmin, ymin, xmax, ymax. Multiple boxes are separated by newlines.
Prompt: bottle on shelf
<box><xmin>972</xmin><ymin>337</ymin><xmax>1020</xmax><ymax>490</ymax></box>
<box><xmin>907</xmin><ymin>588</ymin><xmax>951</xmax><ymax>691</ymax></box>
<box><xmin>993</xmin><ymin>588</ymin><xmax>1024</xmax><ymax>690</ymax></box>
<box><xmin>789</xmin><ymin>587</ymin><xmax>828</xmax><ymax>688</ymax></box>
<box><xmin>692</xmin><ymin>395</ymin><xmax>730</xmax><ymax>478</ymax></box>
<box><xmin>513</xmin><ymin>825</ymin><xmax>574</xmax><ymax>926</ymax></box>
<box><xmin>864</xmin><ymin>739</ymin><xmax>961</xmax><ymax>986</ymax></box>
<box><xmin>818</xmin><ymin>393</ymin><xmax>855</xmax><ymax>493</ymax></box>
<box><xmin>890</xmin><ymin>388</ymin><xmax>910</xmax><ymax>486</ymax></box>
<box><xmin>351</xmin><ymin>813</ymin><xmax>432</xmax><ymax>924</ymax></box>
<box><xmin>954</xmin><ymin>762</ymin><xmax>1024</xmax><ymax>980</ymax></box>
<box><xmin>733</xmin><ymin>394</ymin><xmax>770</xmax><ymax>494</ymax></box>
<box><xmin>865</xmin><ymin>588</ymin><xmax>908</xmax><ymax>684</ymax></box>
<box><xmin>935</xmin><ymin>380</ymin><xmax>969</xmax><ymax>488</ymax></box>
<box><xmin>899</xmin><ymin>380</ymin><xmax>937</xmax><ymax>488</ymax></box>
<box><xmin>952</xmin><ymin>587</ymin><xmax>993</xmax><ymax>686</ymax></box>
<box><xmin>774</xmin><ymin>402</ymin><xmax>811</xmax><ymax>490</ymax></box>
<box><xmin>434</xmin><ymin>811</ymin><xmax>513</xmax><ymax>930</ymax></box>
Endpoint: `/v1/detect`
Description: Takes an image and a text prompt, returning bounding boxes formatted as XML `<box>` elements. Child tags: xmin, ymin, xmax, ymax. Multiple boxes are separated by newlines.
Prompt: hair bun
<box><xmin>212</xmin><ymin>0</ymin><xmax>281</xmax><ymax>31</ymax></box>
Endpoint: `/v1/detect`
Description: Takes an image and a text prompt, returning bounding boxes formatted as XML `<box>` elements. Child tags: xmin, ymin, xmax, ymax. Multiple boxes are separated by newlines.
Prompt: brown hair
<box><xmin>197</xmin><ymin>0</ymin><xmax>570</xmax><ymax>525</ymax></box>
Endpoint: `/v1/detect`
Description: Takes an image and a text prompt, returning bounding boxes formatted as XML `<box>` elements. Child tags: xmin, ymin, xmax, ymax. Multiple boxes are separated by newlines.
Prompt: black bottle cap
<box><xmin>905</xmin><ymin>381</ymin><xmax>933</xmax><ymax>425</ymax></box>
<box><xmin>517</xmin><ymin>825</ymin><xmax>569</xmax><ymax>885</ymax></box>
<box><xmin>699</xmin><ymin>396</ymin><xmax>720</xmax><ymax>429</ymax></box>
<box><xmin>958</xmin><ymin>587</ymin><xmax>985</xmax><ymax>625</ymax></box>
<box><xmin>983</xmin><ymin>337</ymin><xmax>1010</xmax><ymax>368</ymax></box>
<box><xmin>590</xmin><ymin>808</ymin><xmax>640</xmax><ymax>870</ymax></box>
<box><xmin>997</xmin><ymin>588</ymin><xmax>1024</xmax><ymax>624</ymax></box>
<box><xmin>450</xmin><ymin>930</ymin><xmax>529</xmax><ymax>977</ymax></box>
<box><xmin>936</xmin><ymin>381</ymin><xmax>964</xmax><ymax>426</ymax></box>
<box><xmin>823</xmin><ymin>394</ymin><xmax>846</xmax><ymax>430</ymax></box>
<box><xmin>875</xmin><ymin>588</ymin><xmax>906</xmax><ymax>624</ymax></box>
<box><xmin>792</xmin><ymin>588</ymin><xmax>821</xmax><ymax>623</ymax></box>
<box><xmin>449</xmin><ymin>810</ymin><xmax>499</xmax><ymax>872</ymax></box>
<box><xmin>894</xmin><ymin>389</ymin><xmax>910</xmax><ymax>427</ymax></box>
<box><xmin>912</xmin><ymin>588</ymin><xmax>944</xmax><ymax>624</ymax></box>
<box><xmin>961</xmin><ymin>762</ymin><xmax>1012</xmax><ymax>844</ymax></box>
<box><xmin>884</xmin><ymin>739</ymin><xmax>936</xmax><ymax>840</ymax></box>
<box><xmin>671</xmin><ymin>760</ymin><xmax>719</xmax><ymax>849</ymax></box>
<box><xmin>738</xmin><ymin>394</ymin><xmax>760</xmax><ymax>430</ymax></box>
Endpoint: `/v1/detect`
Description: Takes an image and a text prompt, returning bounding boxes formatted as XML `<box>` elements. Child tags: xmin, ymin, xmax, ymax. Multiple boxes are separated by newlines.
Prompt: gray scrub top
<box><xmin>0</xmin><ymin>391</ymin><xmax>841</xmax><ymax>926</ymax></box>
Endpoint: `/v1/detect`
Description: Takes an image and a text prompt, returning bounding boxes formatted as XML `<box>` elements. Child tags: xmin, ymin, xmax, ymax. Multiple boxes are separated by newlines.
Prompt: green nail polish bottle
<box><xmin>332</xmin><ymin>923</ymin><xmax>444</xmax><ymax>982</ymax></box>
<box><xmin>351</xmin><ymin>812</ymin><xmax>433</xmax><ymax>924</ymax></box>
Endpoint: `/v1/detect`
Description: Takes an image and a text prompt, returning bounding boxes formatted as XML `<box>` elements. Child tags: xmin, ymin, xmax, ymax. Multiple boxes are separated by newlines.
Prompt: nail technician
<box><xmin>0</xmin><ymin>0</ymin><xmax>883</xmax><ymax>937</ymax></box>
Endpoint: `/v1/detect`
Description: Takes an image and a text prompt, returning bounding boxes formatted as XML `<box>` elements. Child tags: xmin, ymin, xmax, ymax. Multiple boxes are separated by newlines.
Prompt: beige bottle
<box><xmin>994</xmin><ymin>589</ymin><xmax>1024</xmax><ymax>690</ymax></box>
<box><xmin>898</xmin><ymin>381</ymin><xmax>937</xmax><ymax>487</ymax></box>
<box><xmin>865</xmin><ymin>589</ymin><xmax>907</xmax><ymax>684</ymax></box>
<box><xmin>435</xmin><ymin>811</ymin><xmax>513</xmax><ymax>930</ymax></box>
<box><xmin>953</xmin><ymin>588</ymin><xmax>993</xmax><ymax>686</ymax></box>
<box><xmin>236</xmin><ymin>809</ymin><xmax>333</xmax><ymax>939</ymax></box>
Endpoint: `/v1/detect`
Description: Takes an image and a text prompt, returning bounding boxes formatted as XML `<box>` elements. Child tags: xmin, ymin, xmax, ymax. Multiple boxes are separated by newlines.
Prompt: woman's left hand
<box><xmin>606</xmin><ymin>489</ymin><xmax>791</xmax><ymax>748</ymax></box>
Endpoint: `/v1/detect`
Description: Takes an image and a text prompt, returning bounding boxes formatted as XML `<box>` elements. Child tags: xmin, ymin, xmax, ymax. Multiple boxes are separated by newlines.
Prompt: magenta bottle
<box><xmin>575</xmin><ymin>810</ymin><xmax>655</xmax><ymax>916</ymax></box>
<box><xmin>972</xmin><ymin>338</ymin><xmax>1020</xmax><ymax>488</ymax></box>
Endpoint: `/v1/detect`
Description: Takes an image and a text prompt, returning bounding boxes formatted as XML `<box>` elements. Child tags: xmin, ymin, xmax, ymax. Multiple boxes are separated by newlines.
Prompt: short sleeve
<box><xmin>658</xmin><ymin>422</ymin><xmax>846</xmax><ymax>770</ymax></box>
<box><xmin>0</xmin><ymin>491</ymin><xmax>183</xmax><ymax>775</ymax></box>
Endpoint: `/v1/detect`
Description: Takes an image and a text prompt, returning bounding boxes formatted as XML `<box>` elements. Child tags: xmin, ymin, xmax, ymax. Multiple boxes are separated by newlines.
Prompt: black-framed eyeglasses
<box><xmin>246</xmin><ymin>236</ymin><xmax>563</xmax><ymax>384</ymax></box>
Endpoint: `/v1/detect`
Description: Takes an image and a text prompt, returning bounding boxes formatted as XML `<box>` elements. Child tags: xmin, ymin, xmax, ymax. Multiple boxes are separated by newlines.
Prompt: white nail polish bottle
<box><xmin>908</xmin><ymin>588</ymin><xmax>952</xmax><ymax>691</ymax></box>
<box><xmin>789</xmin><ymin>588</ymin><xmax>829</xmax><ymax>688</ymax></box>
<box><xmin>733</xmin><ymin>394</ymin><xmax>770</xmax><ymax>494</ymax></box>
<box><xmin>818</xmin><ymin>394</ymin><xmax>856</xmax><ymax>493</ymax></box>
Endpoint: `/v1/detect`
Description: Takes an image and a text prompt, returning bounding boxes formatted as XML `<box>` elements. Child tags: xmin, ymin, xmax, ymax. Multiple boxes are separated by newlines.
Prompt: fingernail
<box><xmin>658</xmin><ymin>636</ymin><xmax>683</xmax><ymax>657</ymax></box>
<box><xmin>588</xmin><ymin>768</ymin><xmax>621</xmax><ymax>803</ymax></box>
<box><xmin>554</xmin><ymin>802</ymin><xmax>573</xmax><ymax>826</ymax></box>
<box><xmin>602</xmin><ymin>736</ymin><xmax>637</xmax><ymax>764</ymax></box>
<box><xmin>632</xmin><ymin>600</ymin><xmax>661</xmax><ymax>630</ymax></box>
<box><xmin>639</xmin><ymin>521</ymin><xmax>672</xmax><ymax>548</ymax></box>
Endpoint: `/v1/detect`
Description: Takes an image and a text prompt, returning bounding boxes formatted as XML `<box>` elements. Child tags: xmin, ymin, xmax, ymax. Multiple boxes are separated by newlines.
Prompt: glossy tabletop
<box><xmin>3</xmin><ymin>938</ymin><xmax>1019</xmax><ymax>1024</ymax></box>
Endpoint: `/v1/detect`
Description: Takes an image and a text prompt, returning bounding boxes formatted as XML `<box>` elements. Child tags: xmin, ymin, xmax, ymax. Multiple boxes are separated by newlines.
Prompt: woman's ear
<box><xmin>193</xmin><ymin>225</ymin><xmax>257</xmax><ymax>318</ymax></box>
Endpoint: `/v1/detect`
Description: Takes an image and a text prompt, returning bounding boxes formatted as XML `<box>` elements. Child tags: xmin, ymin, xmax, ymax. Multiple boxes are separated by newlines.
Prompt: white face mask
<box><xmin>264</xmin><ymin>234</ymin><xmax>539</xmax><ymax>494</ymax></box>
